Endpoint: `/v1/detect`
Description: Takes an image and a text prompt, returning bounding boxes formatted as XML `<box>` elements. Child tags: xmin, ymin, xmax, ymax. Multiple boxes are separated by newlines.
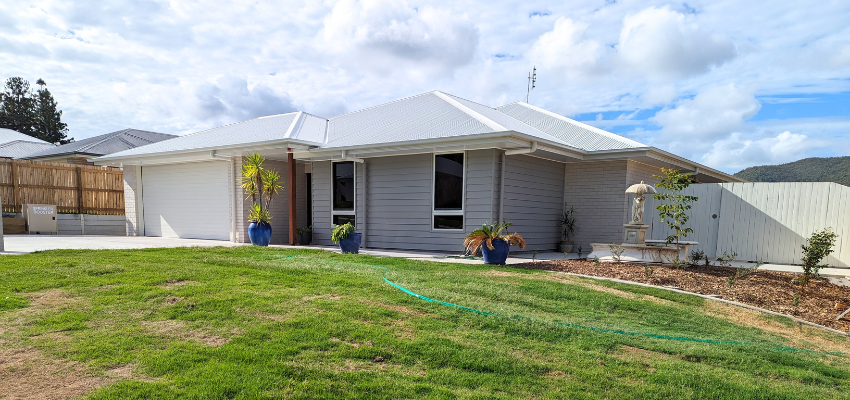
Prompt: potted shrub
<box><xmin>558</xmin><ymin>205</ymin><xmax>577</xmax><ymax>253</ymax></box>
<box><xmin>296</xmin><ymin>225</ymin><xmax>312</xmax><ymax>245</ymax></box>
<box><xmin>332</xmin><ymin>222</ymin><xmax>361</xmax><ymax>254</ymax></box>
<box><xmin>464</xmin><ymin>222</ymin><xmax>526</xmax><ymax>265</ymax></box>
<box><xmin>241</xmin><ymin>153</ymin><xmax>283</xmax><ymax>246</ymax></box>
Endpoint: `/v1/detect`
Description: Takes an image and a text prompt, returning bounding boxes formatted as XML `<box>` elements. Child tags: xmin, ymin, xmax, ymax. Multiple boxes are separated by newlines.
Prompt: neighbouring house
<box><xmin>0</xmin><ymin>128</ymin><xmax>56</xmax><ymax>159</ymax></box>
<box><xmin>22</xmin><ymin>128</ymin><xmax>176</xmax><ymax>165</ymax></box>
<box><xmin>94</xmin><ymin>91</ymin><xmax>742</xmax><ymax>253</ymax></box>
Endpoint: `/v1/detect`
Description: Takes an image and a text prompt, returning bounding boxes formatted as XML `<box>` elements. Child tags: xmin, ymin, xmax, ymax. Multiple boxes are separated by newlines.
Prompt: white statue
<box><xmin>625</xmin><ymin>181</ymin><xmax>656</xmax><ymax>225</ymax></box>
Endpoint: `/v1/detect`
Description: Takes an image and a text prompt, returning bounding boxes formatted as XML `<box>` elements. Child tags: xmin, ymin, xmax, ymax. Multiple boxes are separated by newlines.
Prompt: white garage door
<box><xmin>142</xmin><ymin>161</ymin><xmax>231</xmax><ymax>240</ymax></box>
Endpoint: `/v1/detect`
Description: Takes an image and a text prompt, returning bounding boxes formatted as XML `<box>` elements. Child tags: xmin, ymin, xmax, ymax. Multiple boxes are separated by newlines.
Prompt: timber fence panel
<box><xmin>0</xmin><ymin>159</ymin><xmax>124</xmax><ymax>215</ymax></box>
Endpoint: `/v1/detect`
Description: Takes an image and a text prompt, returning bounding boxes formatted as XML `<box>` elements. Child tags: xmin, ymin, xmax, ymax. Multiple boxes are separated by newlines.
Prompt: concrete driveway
<box><xmin>0</xmin><ymin>235</ymin><xmax>246</xmax><ymax>254</ymax></box>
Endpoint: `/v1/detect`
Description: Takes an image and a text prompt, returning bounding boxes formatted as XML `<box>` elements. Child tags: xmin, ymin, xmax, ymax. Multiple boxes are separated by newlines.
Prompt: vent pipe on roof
<box><xmin>504</xmin><ymin>141</ymin><xmax>537</xmax><ymax>156</ymax></box>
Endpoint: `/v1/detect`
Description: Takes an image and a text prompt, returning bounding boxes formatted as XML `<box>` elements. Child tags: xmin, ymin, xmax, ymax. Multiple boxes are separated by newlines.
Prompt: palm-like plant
<box><xmin>240</xmin><ymin>153</ymin><xmax>283</xmax><ymax>224</ymax></box>
<box><xmin>464</xmin><ymin>222</ymin><xmax>526</xmax><ymax>255</ymax></box>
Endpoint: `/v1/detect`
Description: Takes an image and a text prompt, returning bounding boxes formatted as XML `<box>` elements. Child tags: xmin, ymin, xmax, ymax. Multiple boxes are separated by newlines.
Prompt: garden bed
<box><xmin>515</xmin><ymin>260</ymin><xmax>850</xmax><ymax>332</ymax></box>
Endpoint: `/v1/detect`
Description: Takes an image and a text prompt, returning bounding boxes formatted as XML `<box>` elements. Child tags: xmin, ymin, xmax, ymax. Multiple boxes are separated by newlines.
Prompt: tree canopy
<box><xmin>0</xmin><ymin>77</ymin><xmax>72</xmax><ymax>144</ymax></box>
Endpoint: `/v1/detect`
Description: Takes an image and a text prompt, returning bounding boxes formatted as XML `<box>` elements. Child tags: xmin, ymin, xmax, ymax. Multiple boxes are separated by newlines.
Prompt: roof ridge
<box><xmin>506</xmin><ymin>102</ymin><xmax>647</xmax><ymax>147</ymax></box>
<box><xmin>432</xmin><ymin>91</ymin><xmax>507</xmax><ymax>132</ymax></box>
<box><xmin>283</xmin><ymin>111</ymin><xmax>304</xmax><ymax>139</ymax></box>
<box><xmin>328</xmin><ymin>91</ymin><xmax>437</xmax><ymax>121</ymax></box>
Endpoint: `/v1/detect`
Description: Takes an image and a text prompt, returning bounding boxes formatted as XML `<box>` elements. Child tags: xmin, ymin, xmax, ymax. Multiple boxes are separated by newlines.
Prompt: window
<box><xmin>332</xmin><ymin>161</ymin><xmax>355</xmax><ymax>226</ymax></box>
<box><xmin>433</xmin><ymin>153</ymin><xmax>464</xmax><ymax>230</ymax></box>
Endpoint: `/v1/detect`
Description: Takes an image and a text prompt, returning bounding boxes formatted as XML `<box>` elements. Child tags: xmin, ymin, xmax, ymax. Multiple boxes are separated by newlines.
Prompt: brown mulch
<box><xmin>515</xmin><ymin>260</ymin><xmax>850</xmax><ymax>332</ymax></box>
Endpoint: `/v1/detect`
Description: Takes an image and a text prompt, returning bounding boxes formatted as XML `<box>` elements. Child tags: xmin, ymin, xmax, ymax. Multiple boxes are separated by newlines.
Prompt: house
<box><xmin>94</xmin><ymin>91</ymin><xmax>741</xmax><ymax>253</ymax></box>
<box><xmin>0</xmin><ymin>128</ymin><xmax>56</xmax><ymax>159</ymax></box>
<box><xmin>22</xmin><ymin>128</ymin><xmax>176</xmax><ymax>165</ymax></box>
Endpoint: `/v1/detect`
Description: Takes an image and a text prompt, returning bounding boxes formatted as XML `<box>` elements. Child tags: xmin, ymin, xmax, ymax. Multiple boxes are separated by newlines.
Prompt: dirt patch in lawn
<box><xmin>0</xmin><ymin>346</ymin><xmax>112</xmax><ymax>400</ymax></box>
<box><xmin>516</xmin><ymin>260</ymin><xmax>850</xmax><ymax>331</ymax></box>
<box><xmin>361</xmin><ymin>299</ymin><xmax>427</xmax><ymax>317</ymax></box>
<box><xmin>141</xmin><ymin>320</ymin><xmax>231</xmax><ymax>347</ymax></box>
<box><xmin>160</xmin><ymin>279</ymin><xmax>201</xmax><ymax>289</ymax></box>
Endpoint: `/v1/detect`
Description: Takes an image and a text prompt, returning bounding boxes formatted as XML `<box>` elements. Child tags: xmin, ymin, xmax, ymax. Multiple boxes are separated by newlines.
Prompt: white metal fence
<box><xmin>645</xmin><ymin>182</ymin><xmax>850</xmax><ymax>268</ymax></box>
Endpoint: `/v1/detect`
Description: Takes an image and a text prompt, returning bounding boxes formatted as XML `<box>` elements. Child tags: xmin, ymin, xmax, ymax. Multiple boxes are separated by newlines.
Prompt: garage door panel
<box><xmin>143</xmin><ymin>162</ymin><xmax>230</xmax><ymax>240</ymax></box>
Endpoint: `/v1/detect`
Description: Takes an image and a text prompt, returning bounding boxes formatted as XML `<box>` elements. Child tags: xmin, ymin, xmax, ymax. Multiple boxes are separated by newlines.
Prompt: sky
<box><xmin>1</xmin><ymin>0</ymin><xmax>849</xmax><ymax>174</ymax></box>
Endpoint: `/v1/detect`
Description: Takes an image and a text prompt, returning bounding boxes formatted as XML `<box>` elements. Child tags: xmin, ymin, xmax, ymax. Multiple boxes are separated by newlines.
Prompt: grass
<box><xmin>0</xmin><ymin>246</ymin><xmax>849</xmax><ymax>399</ymax></box>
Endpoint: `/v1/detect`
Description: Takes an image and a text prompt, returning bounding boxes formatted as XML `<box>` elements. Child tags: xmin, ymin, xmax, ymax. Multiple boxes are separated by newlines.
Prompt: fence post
<box><xmin>76</xmin><ymin>166</ymin><xmax>84</xmax><ymax>214</ymax></box>
<box><xmin>10</xmin><ymin>161</ymin><xmax>20</xmax><ymax>213</ymax></box>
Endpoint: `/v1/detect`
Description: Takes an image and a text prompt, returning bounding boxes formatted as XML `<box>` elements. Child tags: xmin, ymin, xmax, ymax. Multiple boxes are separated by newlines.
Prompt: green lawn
<box><xmin>1</xmin><ymin>246</ymin><xmax>849</xmax><ymax>399</ymax></box>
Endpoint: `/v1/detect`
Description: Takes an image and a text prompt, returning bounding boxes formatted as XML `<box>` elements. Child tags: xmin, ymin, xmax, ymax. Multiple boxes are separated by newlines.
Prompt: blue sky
<box><xmin>2</xmin><ymin>0</ymin><xmax>849</xmax><ymax>173</ymax></box>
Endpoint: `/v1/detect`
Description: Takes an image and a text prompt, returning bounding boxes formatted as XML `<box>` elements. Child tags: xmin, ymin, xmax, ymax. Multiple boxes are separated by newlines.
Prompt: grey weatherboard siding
<box><xmin>312</xmin><ymin>150</ymin><xmax>566</xmax><ymax>253</ymax></box>
<box><xmin>311</xmin><ymin>150</ymin><xmax>500</xmax><ymax>252</ymax></box>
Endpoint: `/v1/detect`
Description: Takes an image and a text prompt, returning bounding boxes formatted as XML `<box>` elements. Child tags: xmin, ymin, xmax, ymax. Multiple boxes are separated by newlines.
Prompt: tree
<box><xmin>0</xmin><ymin>77</ymin><xmax>71</xmax><ymax>144</ymax></box>
<box><xmin>652</xmin><ymin>168</ymin><xmax>698</xmax><ymax>252</ymax></box>
<box><xmin>0</xmin><ymin>77</ymin><xmax>36</xmax><ymax>137</ymax></box>
<box><xmin>33</xmin><ymin>79</ymin><xmax>71</xmax><ymax>144</ymax></box>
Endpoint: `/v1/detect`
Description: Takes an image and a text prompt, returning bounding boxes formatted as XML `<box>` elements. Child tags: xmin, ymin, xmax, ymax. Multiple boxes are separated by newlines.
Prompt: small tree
<box><xmin>799</xmin><ymin>228</ymin><xmax>838</xmax><ymax>287</ymax></box>
<box><xmin>652</xmin><ymin>168</ymin><xmax>698</xmax><ymax>252</ymax></box>
<box><xmin>240</xmin><ymin>153</ymin><xmax>283</xmax><ymax>224</ymax></box>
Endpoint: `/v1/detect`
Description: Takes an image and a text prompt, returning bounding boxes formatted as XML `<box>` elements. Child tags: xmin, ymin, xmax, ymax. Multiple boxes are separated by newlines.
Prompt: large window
<box><xmin>332</xmin><ymin>161</ymin><xmax>355</xmax><ymax>226</ymax></box>
<box><xmin>433</xmin><ymin>153</ymin><xmax>464</xmax><ymax>230</ymax></box>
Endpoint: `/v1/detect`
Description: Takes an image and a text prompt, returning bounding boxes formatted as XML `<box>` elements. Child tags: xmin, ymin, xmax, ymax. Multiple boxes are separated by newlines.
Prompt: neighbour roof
<box><xmin>0</xmin><ymin>140</ymin><xmax>57</xmax><ymax>159</ymax></box>
<box><xmin>321</xmin><ymin>91</ymin><xmax>573</xmax><ymax>149</ymax></box>
<box><xmin>0</xmin><ymin>128</ymin><xmax>48</xmax><ymax>145</ymax></box>
<box><xmin>96</xmin><ymin>112</ymin><xmax>327</xmax><ymax>160</ymax></box>
<box><xmin>496</xmin><ymin>102</ymin><xmax>647</xmax><ymax>151</ymax></box>
<box><xmin>24</xmin><ymin>128</ymin><xmax>176</xmax><ymax>159</ymax></box>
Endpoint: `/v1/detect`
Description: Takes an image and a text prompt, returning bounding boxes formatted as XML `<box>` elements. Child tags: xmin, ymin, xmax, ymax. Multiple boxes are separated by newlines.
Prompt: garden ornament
<box><xmin>625</xmin><ymin>181</ymin><xmax>656</xmax><ymax>224</ymax></box>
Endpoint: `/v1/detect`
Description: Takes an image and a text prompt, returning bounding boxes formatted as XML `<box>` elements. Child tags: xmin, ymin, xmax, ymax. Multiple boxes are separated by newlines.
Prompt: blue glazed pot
<box><xmin>248</xmin><ymin>221</ymin><xmax>272</xmax><ymax>246</ymax></box>
<box><xmin>481</xmin><ymin>239</ymin><xmax>510</xmax><ymax>265</ymax></box>
<box><xmin>339</xmin><ymin>232</ymin><xmax>362</xmax><ymax>254</ymax></box>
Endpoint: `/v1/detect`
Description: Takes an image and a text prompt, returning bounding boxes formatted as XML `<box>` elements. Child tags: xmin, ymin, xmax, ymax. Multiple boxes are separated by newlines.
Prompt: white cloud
<box><xmin>319</xmin><ymin>0</ymin><xmax>479</xmax><ymax>76</ymax></box>
<box><xmin>617</xmin><ymin>6</ymin><xmax>736</xmax><ymax>80</ymax></box>
<box><xmin>701</xmin><ymin>131</ymin><xmax>823</xmax><ymax>170</ymax></box>
<box><xmin>651</xmin><ymin>83</ymin><xmax>761</xmax><ymax>142</ymax></box>
<box><xmin>526</xmin><ymin>17</ymin><xmax>605</xmax><ymax>75</ymax></box>
<box><xmin>194</xmin><ymin>78</ymin><xmax>297</xmax><ymax>123</ymax></box>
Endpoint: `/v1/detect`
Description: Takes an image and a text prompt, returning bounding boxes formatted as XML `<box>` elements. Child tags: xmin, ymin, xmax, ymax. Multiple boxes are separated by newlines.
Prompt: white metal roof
<box><xmin>0</xmin><ymin>128</ymin><xmax>48</xmax><ymax>145</ymax></box>
<box><xmin>0</xmin><ymin>140</ymin><xmax>56</xmax><ymax>159</ymax></box>
<box><xmin>96</xmin><ymin>112</ymin><xmax>327</xmax><ymax>161</ymax></box>
<box><xmin>496</xmin><ymin>102</ymin><xmax>647</xmax><ymax>151</ymax></box>
<box><xmin>321</xmin><ymin>91</ymin><xmax>572</xmax><ymax>149</ymax></box>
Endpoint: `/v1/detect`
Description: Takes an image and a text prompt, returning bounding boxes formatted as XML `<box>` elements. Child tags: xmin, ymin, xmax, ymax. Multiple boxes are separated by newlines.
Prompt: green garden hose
<box><xmin>371</xmin><ymin>265</ymin><xmax>844</xmax><ymax>356</ymax></box>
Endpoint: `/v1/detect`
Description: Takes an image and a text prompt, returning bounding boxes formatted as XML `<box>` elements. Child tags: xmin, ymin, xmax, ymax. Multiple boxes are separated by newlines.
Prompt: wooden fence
<box><xmin>646</xmin><ymin>182</ymin><xmax>850</xmax><ymax>268</ymax></box>
<box><xmin>0</xmin><ymin>159</ymin><xmax>124</xmax><ymax>215</ymax></box>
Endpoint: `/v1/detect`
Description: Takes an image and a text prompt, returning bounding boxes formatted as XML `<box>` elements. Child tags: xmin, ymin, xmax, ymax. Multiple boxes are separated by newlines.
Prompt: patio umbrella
<box><xmin>625</xmin><ymin>181</ymin><xmax>657</xmax><ymax>195</ymax></box>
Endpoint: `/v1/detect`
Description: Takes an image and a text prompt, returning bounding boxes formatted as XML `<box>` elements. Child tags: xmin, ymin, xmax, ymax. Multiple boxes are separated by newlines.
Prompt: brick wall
<box><xmin>123</xmin><ymin>165</ymin><xmax>141</xmax><ymax>236</ymax></box>
<box><xmin>563</xmin><ymin>160</ymin><xmax>629</xmax><ymax>253</ymax></box>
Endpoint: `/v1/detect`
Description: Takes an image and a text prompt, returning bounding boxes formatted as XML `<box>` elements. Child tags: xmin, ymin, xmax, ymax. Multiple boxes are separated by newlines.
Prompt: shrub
<box><xmin>608</xmin><ymin>244</ymin><xmax>625</xmax><ymax>263</ymax></box>
<box><xmin>690</xmin><ymin>249</ymin><xmax>706</xmax><ymax>267</ymax></box>
<box><xmin>331</xmin><ymin>223</ymin><xmax>355</xmax><ymax>244</ymax></box>
<box><xmin>463</xmin><ymin>222</ymin><xmax>526</xmax><ymax>255</ymax></box>
<box><xmin>799</xmin><ymin>228</ymin><xmax>838</xmax><ymax>287</ymax></box>
<box><xmin>716</xmin><ymin>251</ymin><xmax>737</xmax><ymax>268</ymax></box>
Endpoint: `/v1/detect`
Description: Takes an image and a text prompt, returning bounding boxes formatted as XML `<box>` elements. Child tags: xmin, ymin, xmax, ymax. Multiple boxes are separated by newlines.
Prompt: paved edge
<box><xmin>545</xmin><ymin>270</ymin><xmax>850</xmax><ymax>337</ymax></box>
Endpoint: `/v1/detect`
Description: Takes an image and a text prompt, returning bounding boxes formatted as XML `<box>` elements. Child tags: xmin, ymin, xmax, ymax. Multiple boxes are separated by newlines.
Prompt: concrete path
<box><xmin>2</xmin><ymin>235</ymin><xmax>847</xmax><ymax>278</ymax></box>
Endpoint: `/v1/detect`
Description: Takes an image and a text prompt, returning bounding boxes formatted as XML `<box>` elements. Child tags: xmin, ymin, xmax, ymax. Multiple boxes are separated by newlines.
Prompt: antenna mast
<box><xmin>526</xmin><ymin>66</ymin><xmax>537</xmax><ymax>103</ymax></box>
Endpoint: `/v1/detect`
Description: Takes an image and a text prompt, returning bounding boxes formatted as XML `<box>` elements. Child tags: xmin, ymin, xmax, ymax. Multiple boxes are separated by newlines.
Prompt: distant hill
<box><xmin>734</xmin><ymin>156</ymin><xmax>850</xmax><ymax>187</ymax></box>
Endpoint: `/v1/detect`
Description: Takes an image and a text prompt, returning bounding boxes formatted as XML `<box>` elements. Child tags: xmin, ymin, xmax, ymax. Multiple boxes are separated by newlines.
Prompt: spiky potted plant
<box><xmin>558</xmin><ymin>205</ymin><xmax>576</xmax><ymax>253</ymax></box>
<box><xmin>464</xmin><ymin>222</ymin><xmax>526</xmax><ymax>265</ymax></box>
<box><xmin>296</xmin><ymin>225</ymin><xmax>312</xmax><ymax>246</ymax></box>
<box><xmin>332</xmin><ymin>222</ymin><xmax>360</xmax><ymax>254</ymax></box>
<box><xmin>241</xmin><ymin>153</ymin><xmax>283</xmax><ymax>246</ymax></box>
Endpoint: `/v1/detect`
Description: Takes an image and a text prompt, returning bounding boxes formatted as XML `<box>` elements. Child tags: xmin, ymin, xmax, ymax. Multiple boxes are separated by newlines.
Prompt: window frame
<box><xmin>331</xmin><ymin>160</ymin><xmax>356</xmax><ymax>226</ymax></box>
<box><xmin>431</xmin><ymin>151</ymin><xmax>466</xmax><ymax>231</ymax></box>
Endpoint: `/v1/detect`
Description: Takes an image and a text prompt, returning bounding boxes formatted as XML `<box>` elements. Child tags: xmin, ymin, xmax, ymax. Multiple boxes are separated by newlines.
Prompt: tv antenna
<box><xmin>526</xmin><ymin>66</ymin><xmax>536</xmax><ymax>103</ymax></box>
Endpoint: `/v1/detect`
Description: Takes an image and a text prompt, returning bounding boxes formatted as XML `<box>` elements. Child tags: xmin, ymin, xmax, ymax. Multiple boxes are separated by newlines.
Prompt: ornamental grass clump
<box><xmin>463</xmin><ymin>222</ymin><xmax>526</xmax><ymax>255</ymax></box>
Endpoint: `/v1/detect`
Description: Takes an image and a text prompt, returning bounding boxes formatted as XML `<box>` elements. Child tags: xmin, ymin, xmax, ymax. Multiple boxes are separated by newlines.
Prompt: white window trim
<box><xmin>331</xmin><ymin>161</ymin><xmax>356</xmax><ymax>225</ymax></box>
<box><xmin>431</xmin><ymin>151</ymin><xmax>466</xmax><ymax>232</ymax></box>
